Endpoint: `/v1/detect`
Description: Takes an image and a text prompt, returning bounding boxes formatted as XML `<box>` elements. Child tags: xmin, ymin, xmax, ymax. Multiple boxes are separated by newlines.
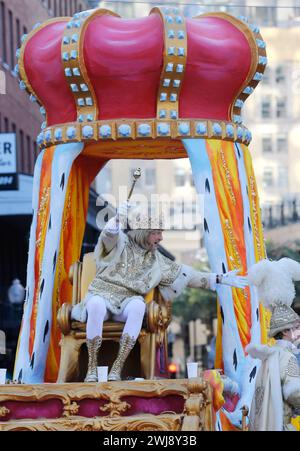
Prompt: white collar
<box><xmin>276</xmin><ymin>339</ymin><xmax>297</xmax><ymax>352</ymax></box>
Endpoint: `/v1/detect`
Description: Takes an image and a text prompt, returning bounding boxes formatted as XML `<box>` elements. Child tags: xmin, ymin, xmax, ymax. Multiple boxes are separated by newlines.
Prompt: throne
<box><xmin>56</xmin><ymin>252</ymin><xmax>172</xmax><ymax>382</ymax></box>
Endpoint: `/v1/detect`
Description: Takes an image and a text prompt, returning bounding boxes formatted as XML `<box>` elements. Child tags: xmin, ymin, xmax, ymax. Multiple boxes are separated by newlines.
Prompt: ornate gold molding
<box><xmin>37</xmin><ymin>118</ymin><xmax>252</xmax><ymax>148</ymax></box>
<box><xmin>151</xmin><ymin>6</ymin><xmax>187</xmax><ymax>122</ymax></box>
<box><xmin>0</xmin><ymin>378</ymin><xmax>213</xmax><ymax>431</ymax></box>
<box><xmin>0</xmin><ymin>407</ymin><xmax>10</xmax><ymax>418</ymax></box>
<box><xmin>0</xmin><ymin>415</ymin><xmax>182</xmax><ymax>432</ymax></box>
<box><xmin>63</xmin><ymin>401</ymin><xmax>80</xmax><ymax>417</ymax></box>
<box><xmin>100</xmin><ymin>400</ymin><xmax>131</xmax><ymax>417</ymax></box>
<box><xmin>61</xmin><ymin>9</ymin><xmax>120</xmax><ymax>124</ymax></box>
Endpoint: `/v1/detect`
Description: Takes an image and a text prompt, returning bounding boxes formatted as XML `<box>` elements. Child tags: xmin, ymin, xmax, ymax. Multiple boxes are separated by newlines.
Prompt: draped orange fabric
<box><xmin>206</xmin><ymin>140</ymin><xmax>251</xmax><ymax>349</ymax></box>
<box><xmin>29</xmin><ymin>147</ymin><xmax>55</xmax><ymax>357</ymax></box>
<box><xmin>44</xmin><ymin>155</ymin><xmax>106</xmax><ymax>382</ymax></box>
<box><xmin>242</xmin><ymin>145</ymin><xmax>269</xmax><ymax>345</ymax></box>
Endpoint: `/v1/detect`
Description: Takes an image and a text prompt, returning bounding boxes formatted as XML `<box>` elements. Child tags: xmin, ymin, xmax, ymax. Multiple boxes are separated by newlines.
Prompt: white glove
<box><xmin>222</xmin><ymin>376</ymin><xmax>240</xmax><ymax>396</ymax></box>
<box><xmin>116</xmin><ymin>201</ymin><xmax>132</xmax><ymax>228</ymax></box>
<box><xmin>218</xmin><ymin>269</ymin><xmax>248</xmax><ymax>289</ymax></box>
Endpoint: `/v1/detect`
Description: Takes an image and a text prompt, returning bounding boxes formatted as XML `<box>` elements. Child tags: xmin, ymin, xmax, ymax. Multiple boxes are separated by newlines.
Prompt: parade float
<box><xmin>0</xmin><ymin>5</ymin><xmax>269</xmax><ymax>431</ymax></box>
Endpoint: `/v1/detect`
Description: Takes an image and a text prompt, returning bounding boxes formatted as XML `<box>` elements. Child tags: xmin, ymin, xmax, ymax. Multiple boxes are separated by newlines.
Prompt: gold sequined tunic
<box><xmin>87</xmin><ymin>235</ymin><xmax>181</xmax><ymax>314</ymax></box>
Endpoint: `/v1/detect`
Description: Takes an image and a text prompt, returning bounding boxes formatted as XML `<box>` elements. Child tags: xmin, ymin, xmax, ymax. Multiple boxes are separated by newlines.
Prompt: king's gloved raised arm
<box><xmin>99</xmin><ymin>215</ymin><xmax>121</xmax><ymax>254</ymax></box>
<box><xmin>94</xmin><ymin>202</ymin><xmax>129</xmax><ymax>265</ymax></box>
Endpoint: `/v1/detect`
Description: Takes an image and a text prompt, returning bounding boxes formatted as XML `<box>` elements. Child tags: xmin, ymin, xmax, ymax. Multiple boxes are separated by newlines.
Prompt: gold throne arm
<box><xmin>147</xmin><ymin>292</ymin><xmax>172</xmax><ymax>336</ymax></box>
<box><xmin>57</xmin><ymin>261</ymin><xmax>82</xmax><ymax>336</ymax></box>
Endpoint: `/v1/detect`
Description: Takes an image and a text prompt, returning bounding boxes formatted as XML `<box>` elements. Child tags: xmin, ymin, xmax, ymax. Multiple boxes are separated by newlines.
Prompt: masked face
<box><xmin>283</xmin><ymin>324</ymin><xmax>300</xmax><ymax>344</ymax></box>
<box><xmin>291</xmin><ymin>324</ymin><xmax>300</xmax><ymax>345</ymax></box>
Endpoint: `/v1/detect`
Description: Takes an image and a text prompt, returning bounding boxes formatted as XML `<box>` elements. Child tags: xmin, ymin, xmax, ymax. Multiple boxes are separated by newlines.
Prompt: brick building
<box><xmin>0</xmin><ymin>0</ymin><xmax>91</xmax><ymax>175</ymax></box>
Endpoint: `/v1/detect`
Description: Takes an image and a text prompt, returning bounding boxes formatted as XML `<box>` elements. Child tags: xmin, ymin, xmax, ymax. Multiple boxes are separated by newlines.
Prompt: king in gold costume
<box><xmin>72</xmin><ymin>203</ymin><xmax>248</xmax><ymax>382</ymax></box>
<box><xmin>247</xmin><ymin>258</ymin><xmax>300</xmax><ymax>431</ymax></box>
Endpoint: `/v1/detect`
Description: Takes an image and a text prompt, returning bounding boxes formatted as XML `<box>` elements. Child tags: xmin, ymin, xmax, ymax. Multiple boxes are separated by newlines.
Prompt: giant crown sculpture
<box><xmin>14</xmin><ymin>10</ymin><xmax>268</xmax><ymax>428</ymax></box>
<box><xmin>16</xmin><ymin>7</ymin><xmax>266</xmax><ymax>150</ymax></box>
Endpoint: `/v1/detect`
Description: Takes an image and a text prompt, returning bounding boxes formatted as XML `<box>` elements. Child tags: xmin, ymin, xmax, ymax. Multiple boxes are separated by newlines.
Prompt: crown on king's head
<box><xmin>128</xmin><ymin>204</ymin><xmax>167</xmax><ymax>230</ymax></box>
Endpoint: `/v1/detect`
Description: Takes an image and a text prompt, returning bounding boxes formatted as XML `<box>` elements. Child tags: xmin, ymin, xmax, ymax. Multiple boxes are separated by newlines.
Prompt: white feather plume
<box><xmin>247</xmin><ymin>258</ymin><xmax>300</xmax><ymax>309</ymax></box>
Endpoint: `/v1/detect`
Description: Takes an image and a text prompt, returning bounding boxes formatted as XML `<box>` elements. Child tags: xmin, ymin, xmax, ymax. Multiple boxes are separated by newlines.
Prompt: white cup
<box><xmin>97</xmin><ymin>366</ymin><xmax>108</xmax><ymax>382</ymax></box>
<box><xmin>0</xmin><ymin>369</ymin><xmax>7</xmax><ymax>384</ymax></box>
<box><xmin>187</xmin><ymin>362</ymin><xmax>198</xmax><ymax>378</ymax></box>
<box><xmin>134</xmin><ymin>378</ymin><xmax>144</xmax><ymax>381</ymax></box>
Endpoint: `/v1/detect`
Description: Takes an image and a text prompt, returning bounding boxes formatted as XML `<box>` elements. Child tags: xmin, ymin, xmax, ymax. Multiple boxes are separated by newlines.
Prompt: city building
<box><xmin>0</xmin><ymin>0</ymin><xmax>97</xmax><ymax>375</ymax></box>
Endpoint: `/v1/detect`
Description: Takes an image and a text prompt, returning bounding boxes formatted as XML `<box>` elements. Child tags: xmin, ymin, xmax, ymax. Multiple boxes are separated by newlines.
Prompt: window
<box><xmin>294</xmin><ymin>7</ymin><xmax>300</xmax><ymax>18</ymax></box>
<box><xmin>261</xmin><ymin>96</ymin><xmax>272</xmax><ymax>118</ymax></box>
<box><xmin>145</xmin><ymin>168</ymin><xmax>156</xmax><ymax>187</ymax></box>
<box><xmin>4</xmin><ymin>117</ymin><xmax>9</xmax><ymax>132</ymax></box>
<box><xmin>255</xmin><ymin>6</ymin><xmax>277</xmax><ymax>26</ymax></box>
<box><xmin>276</xmin><ymin>97</ymin><xmax>287</xmax><ymax>118</ymax></box>
<box><xmin>262</xmin><ymin>67</ymin><xmax>271</xmax><ymax>85</ymax></box>
<box><xmin>278</xmin><ymin>167</ymin><xmax>289</xmax><ymax>189</ymax></box>
<box><xmin>262</xmin><ymin>136</ymin><xmax>273</xmax><ymax>153</ymax></box>
<box><xmin>175</xmin><ymin>168</ymin><xmax>186</xmax><ymax>187</ymax></box>
<box><xmin>17</xmin><ymin>129</ymin><xmax>24</xmax><ymax>172</ymax></box>
<box><xmin>0</xmin><ymin>2</ymin><xmax>7</xmax><ymax>64</ymax></box>
<box><xmin>262</xmin><ymin>167</ymin><xmax>274</xmax><ymax>188</ymax></box>
<box><xmin>16</xmin><ymin>18</ymin><xmax>21</xmax><ymax>48</ymax></box>
<box><xmin>8</xmin><ymin>10</ymin><xmax>14</xmax><ymax>69</ymax></box>
<box><xmin>53</xmin><ymin>0</ymin><xmax>57</xmax><ymax>16</ymax></box>
<box><xmin>33</xmin><ymin>140</ymin><xmax>38</xmax><ymax>161</ymax></box>
<box><xmin>190</xmin><ymin>173</ymin><xmax>195</xmax><ymax>186</ymax></box>
<box><xmin>276</xmin><ymin>66</ymin><xmax>286</xmax><ymax>84</ymax></box>
<box><xmin>277</xmin><ymin>135</ymin><xmax>288</xmax><ymax>153</ymax></box>
<box><xmin>27</xmin><ymin>135</ymin><xmax>33</xmax><ymax>174</ymax></box>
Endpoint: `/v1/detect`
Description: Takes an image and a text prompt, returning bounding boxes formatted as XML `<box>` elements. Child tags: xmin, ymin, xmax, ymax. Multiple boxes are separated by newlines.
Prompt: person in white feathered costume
<box><xmin>246</xmin><ymin>258</ymin><xmax>300</xmax><ymax>431</ymax></box>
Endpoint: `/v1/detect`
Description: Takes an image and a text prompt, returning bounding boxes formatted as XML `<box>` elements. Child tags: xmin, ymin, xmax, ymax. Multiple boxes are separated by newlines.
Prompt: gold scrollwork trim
<box><xmin>61</xmin><ymin>9</ymin><xmax>120</xmax><ymax>122</ymax></box>
<box><xmin>0</xmin><ymin>406</ymin><xmax>10</xmax><ymax>418</ymax></box>
<box><xmin>151</xmin><ymin>7</ymin><xmax>187</xmax><ymax>121</ymax></box>
<box><xmin>100</xmin><ymin>400</ymin><xmax>131</xmax><ymax>417</ymax></box>
<box><xmin>249</xmin><ymin>175</ymin><xmax>264</xmax><ymax>260</ymax></box>
<box><xmin>0</xmin><ymin>415</ymin><xmax>182</xmax><ymax>431</ymax></box>
<box><xmin>0</xmin><ymin>378</ymin><xmax>213</xmax><ymax>431</ymax></box>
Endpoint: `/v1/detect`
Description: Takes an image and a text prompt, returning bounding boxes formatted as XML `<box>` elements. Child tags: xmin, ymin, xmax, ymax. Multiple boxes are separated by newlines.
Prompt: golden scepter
<box><xmin>115</xmin><ymin>168</ymin><xmax>141</xmax><ymax>226</ymax></box>
<box><xmin>127</xmin><ymin>168</ymin><xmax>142</xmax><ymax>201</ymax></box>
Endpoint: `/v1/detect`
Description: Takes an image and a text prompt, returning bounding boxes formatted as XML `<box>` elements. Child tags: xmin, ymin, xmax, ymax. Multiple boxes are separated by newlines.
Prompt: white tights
<box><xmin>86</xmin><ymin>295</ymin><xmax>146</xmax><ymax>340</ymax></box>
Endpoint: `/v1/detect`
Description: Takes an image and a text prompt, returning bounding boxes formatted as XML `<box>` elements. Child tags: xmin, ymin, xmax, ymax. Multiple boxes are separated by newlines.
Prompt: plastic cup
<box><xmin>0</xmin><ymin>369</ymin><xmax>7</xmax><ymax>384</ymax></box>
<box><xmin>97</xmin><ymin>366</ymin><xmax>108</xmax><ymax>382</ymax></box>
<box><xmin>187</xmin><ymin>362</ymin><xmax>198</xmax><ymax>378</ymax></box>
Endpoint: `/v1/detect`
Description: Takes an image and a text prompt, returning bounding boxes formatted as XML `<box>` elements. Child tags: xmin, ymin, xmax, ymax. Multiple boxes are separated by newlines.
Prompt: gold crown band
<box><xmin>37</xmin><ymin>118</ymin><xmax>252</xmax><ymax>148</ymax></box>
